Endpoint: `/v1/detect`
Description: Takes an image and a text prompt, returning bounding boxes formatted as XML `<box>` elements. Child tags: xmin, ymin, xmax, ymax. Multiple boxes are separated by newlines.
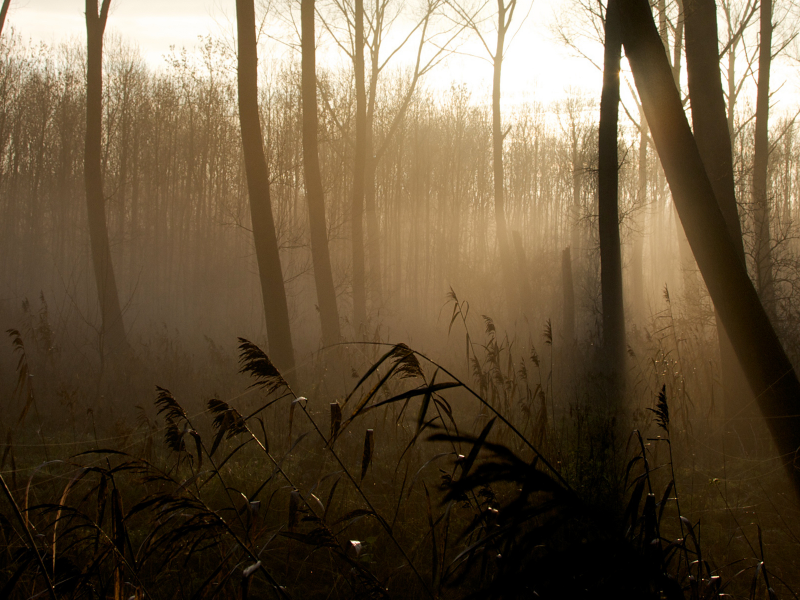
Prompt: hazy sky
<box><xmin>5</xmin><ymin>0</ymin><xmax>603</xmax><ymax>105</ymax></box>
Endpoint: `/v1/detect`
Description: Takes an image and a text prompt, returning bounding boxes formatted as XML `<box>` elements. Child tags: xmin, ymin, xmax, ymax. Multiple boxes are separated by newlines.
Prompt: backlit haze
<box><xmin>7</xmin><ymin>0</ymin><xmax>603</xmax><ymax>105</ymax></box>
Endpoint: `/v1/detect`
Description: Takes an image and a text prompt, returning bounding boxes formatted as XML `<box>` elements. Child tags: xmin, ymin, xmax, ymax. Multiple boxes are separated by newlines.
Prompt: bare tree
<box><xmin>598</xmin><ymin>0</ymin><xmax>625</xmax><ymax>382</ymax></box>
<box><xmin>319</xmin><ymin>0</ymin><xmax>457</xmax><ymax>326</ymax></box>
<box><xmin>446</xmin><ymin>0</ymin><xmax>523</xmax><ymax>312</ymax></box>
<box><xmin>684</xmin><ymin>0</ymin><xmax>755</xmax><ymax>448</ymax></box>
<box><xmin>352</xmin><ymin>0</ymin><xmax>369</xmax><ymax>332</ymax></box>
<box><xmin>236</xmin><ymin>0</ymin><xmax>296</xmax><ymax>375</ymax></box>
<box><xmin>85</xmin><ymin>0</ymin><xmax>129</xmax><ymax>356</ymax></box>
<box><xmin>620</xmin><ymin>0</ymin><xmax>800</xmax><ymax>497</ymax></box>
<box><xmin>753</xmin><ymin>0</ymin><xmax>776</xmax><ymax>317</ymax></box>
<box><xmin>720</xmin><ymin>0</ymin><xmax>758</xmax><ymax>138</ymax></box>
<box><xmin>302</xmin><ymin>0</ymin><xmax>341</xmax><ymax>346</ymax></box>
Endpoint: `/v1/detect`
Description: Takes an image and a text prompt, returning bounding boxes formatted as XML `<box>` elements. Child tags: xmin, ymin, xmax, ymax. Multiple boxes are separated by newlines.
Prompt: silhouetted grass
<box><xmin>2</xmin><ymin>304</ymin><xmax>799</xmax><ymax>598</ymax></box>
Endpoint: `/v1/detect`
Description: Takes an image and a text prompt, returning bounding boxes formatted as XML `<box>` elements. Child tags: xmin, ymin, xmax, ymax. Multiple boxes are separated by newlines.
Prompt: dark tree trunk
<box><xmin>684</xmin><ymin>0</ymin><xmax>755</xmax><ymax>447</ymax></box>
<box><xmin>351</xmin><ymin>0</ymin><xmax>368</xmax><ymax>332</ymax></box>
<box><xmin>235</xmin><ymin>0</ymin><xmax>295</xmax><ymax>376</ymax></box>
<box><xmin>598</xmin><ymin>0</ymin><xmax>626</xmax><ymax>380</ymax></box>
<box><xmin>619</xmin><ymin>0</ymin><xmax>800</xmax><ymax>497</ymax></box>
<box><xmin>85</xmin><ymin>0</ymin><xmax>129</xmax><ymax>356</ymax></box>
<box><xmin>0</xmin><ymin>0</ymin><xmax>11</xmax><ymax>37</ymax></box>
<box><xmin>684</xmin><ymin>0</ymin><xmax>744</xmax><ymax>262</ymax></box>
<box><xmin>301</xmin><ymin>0</ymin><xmax>341</xmax><ymax>347</ymax></box>
<box><xmin>753</xmin><ymin>0</ymin><xmax>776</xmax><ymax>317</ymax></box>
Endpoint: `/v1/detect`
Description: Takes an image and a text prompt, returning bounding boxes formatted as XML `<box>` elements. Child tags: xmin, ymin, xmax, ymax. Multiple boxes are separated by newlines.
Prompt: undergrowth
<box><xmin>1</xmin><ymin>293</ymin><xmax>799</xmax><ymax>599</ymax></box>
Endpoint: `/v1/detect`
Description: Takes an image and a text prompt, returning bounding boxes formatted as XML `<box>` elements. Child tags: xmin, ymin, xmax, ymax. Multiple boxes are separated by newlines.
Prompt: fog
<box><xmin>3</xmin><ymin>0</ymin><xmax>800</xmax><ymax>597</ymax></box>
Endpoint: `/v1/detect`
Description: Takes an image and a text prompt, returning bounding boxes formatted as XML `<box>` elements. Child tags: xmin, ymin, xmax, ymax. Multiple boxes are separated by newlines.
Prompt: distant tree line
<box><xmin>0</xmin><ymin>1</ymin><xmax>799</xmax><ymax>365</ymax></box>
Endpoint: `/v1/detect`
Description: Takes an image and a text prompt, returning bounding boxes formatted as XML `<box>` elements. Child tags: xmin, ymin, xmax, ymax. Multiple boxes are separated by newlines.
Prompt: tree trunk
<box><xmin>364</xmin><ymin>23</ymin><xmax>383</xmax><ymax>312</ymax></box>
<box><xmin>85</xmin><ymin>0</ymin><xmax>129</xmax><ymax>356</ymax></box>
<box><xmin>0</xmin><ymin>0</ymin><xmax>11</xmax><ymax>37</ymax></box>
<box><xmin>351</xmin><ymin>0</ymin><xmax>368</xmax><ymax>333</ymax></box>
<box><xmin>619</xmin><ymin>0</ymin><xmax>800</xmax><ymax>497</ymax></box>
<box><xmin>598</xmin><ymin>0</ymin><xmax>626</xmax><ymax>380</ymax></box>
<box><xmin>301</xmin><ymin>0</ymin><xmax>341</xmax><ymax>348</ymax></box>
<box><xmin>235</xmin><ymin>0</ymin><xmax>295</xmax><ymax>376</ymax></box>
<box><xmin>684</xmin><ymin>0</ymin><xmax>755</xmax><ymax>448</ymax></box>
<box><xmin>753</xmin><ymin>0</ymin><xmax>776</xmax><ymax>318</ymax></box>
<box><xmin>492</xmin><ymin>0</ymin><xmax>517</xmax><ymax>313</ymax></box>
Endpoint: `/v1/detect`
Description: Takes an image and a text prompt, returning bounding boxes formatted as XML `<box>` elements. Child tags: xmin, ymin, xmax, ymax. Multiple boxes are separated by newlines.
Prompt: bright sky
<box><xmin>6</xmin><ymin>0</ymin><xmax>799</xmax><ymax>115</ymax></box>
<box><xmin>5</xmin><ymin>0</ymin><xmax>603</xmax><ymax>105</ymax></box>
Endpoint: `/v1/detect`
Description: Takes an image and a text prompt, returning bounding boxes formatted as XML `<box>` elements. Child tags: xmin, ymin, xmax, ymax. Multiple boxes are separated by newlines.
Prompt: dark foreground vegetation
<box><xmin>3</xmin><ymin>0</ymin><xmax>800</xmax><ymax>597</ymax></box>
<box><xmin>2</xmin><ymin>298</ymin><xmax>800</xmax><ymax>599</ymax></box>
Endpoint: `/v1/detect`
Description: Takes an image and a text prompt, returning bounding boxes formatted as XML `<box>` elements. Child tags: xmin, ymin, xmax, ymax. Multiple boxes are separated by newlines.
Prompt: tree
<box><xmin>684</xmin><ymin>0</ymin><xmax>755</xmax><ymax>445</ymax></box>
<box><xmin>753</xmin><ymin>0</ymin><xmax>776</xmax><ymax>317</ymax></box>
<box><xmin>85</xmin><ymin>0</ymin><xmax>129</xmax><ymax>356</ymax></box>
<box><xmin>0</xmin><ymin>0</ymin><xmax>11</xmax><ymax>37</ymax></box>
<box><xmin>301</xmin><ymin>0</ymin><xmax>341</xmax><ymax>347</ymax></box>
<box><xmin>319</xmin><ymin>0</ymin><xmax>455</xmax><ymax>326</ymax></box>
<box><xmin>720</xmin><ymin>0</ymin><xmax>758</xmax><ymax>138</ymax></box>
<box><xmin>619</xmin><ymin>0</ymin><xmax>800</xmax><ymax>496</ymax></box>
<box><xmin>236</xmin><ymin>0</ymin><xmax>296</xmax><ymax>376</ymax></box>
<box><xmin>360</xmin><ymin>0</ymin><xmax>455</xmax><ymax>310</ymax></box>
<box><xmin>351</xmin><ymin>0</ymin><xmax>369</xmax><ymax>332</ymax></box>
<box><xmin>598</xmin><ymin>0</ymin><xmax>625</xmax><ymax>381</ymax></box>
<box><xmin>448</xmin><ymin>0</ymin><xmax>522</xmax><ymax>312</ymax></box>
<box><xmin>489</xmin><ymin>0</ymin><xmax>519</xmax><ymax>312</ymax></box>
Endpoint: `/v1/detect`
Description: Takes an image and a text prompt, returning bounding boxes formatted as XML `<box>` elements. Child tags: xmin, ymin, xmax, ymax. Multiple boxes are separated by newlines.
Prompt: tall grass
<box><xmin>1</xmin><ymin>295</ymin><xmax>799</xmax><ymax>598</ymax></box>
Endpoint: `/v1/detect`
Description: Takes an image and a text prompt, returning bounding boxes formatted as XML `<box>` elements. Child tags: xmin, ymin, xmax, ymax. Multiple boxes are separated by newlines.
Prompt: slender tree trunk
<box><xmin>85</xmin><ymin>0</ymin><xmax>129</xmax><ymax>356</ymax></box>
<box><xmin>235</xmin><ymin>0</ymin><xmax>295</xmax><ymax>376</ymax></box>
<box><xmin>301</xmin><ymin>0</ymin><xmax>341</xmax><ymax>347</ymax></box>
<box><xmin>492</xmin><ymin>0</ymin><xmax>517</xmax><ymax>312</ymax></box>
<box><xmin>684</xmin><ymin>0</ymin><xmax>755</xmax><ymax>447</ymax></box>
<box><xmin>598</xmin><ymin>0</ymin><xmax>626</xmax><ymax>380</ymax></box>
<box><xmin>753</xmin><ymin>0</ymin><xmax>776</xmax><ymax>318</ymax></box>
<box><xmin>351</xmin><ymin>0</ymin><xmax>368</xmax><ymax>332</ymax></box>
<box><xmin>620</xmin><ymin>0</ymin><xmax>800</xmax><ymax>497</ymax></box>
<box><xmin>364</xmin><ymin>25</ymin><xmax>383</xmax><ymax>311</ymax></box>
<box><xmin>0</xmin><ymin>0</ymin><xmax>11</xmax><ymax>37</ymax></box>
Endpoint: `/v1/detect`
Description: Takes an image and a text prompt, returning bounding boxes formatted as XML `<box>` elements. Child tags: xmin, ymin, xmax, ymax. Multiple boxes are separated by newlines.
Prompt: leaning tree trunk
<box><xmin>301</xmin><ymin>0</ymin><xmax>341</xmax><ymax>348</ymax></box>
<box><xmin>85</xmin><ymin>0</ymin><xmax>129</xmax><ymax>356</ymax></box>
<box><xmin>351</xmin><ymin>0</ymin><xmax>368</xmax><ymax>333</ymax></box>
<box><xmin>598</xmin><ymin>0</ymin><xmax>626</xmax><ymax>382</ymax></box>
<box><xmin>619</xmin><ymin>0</ymin><xmax>800</xmax><ymax>498</ymax></box>
<box><xmin>684</xmin><ymin>0</ymin><xmax>755</xmax><ymax>448</ymax></box>
<box><xmin>753</xmin><ymin>0</ymin><xmax>776</xmax><ymax>318</ymax></box>
<box><xmin>0</xmin><ymin>0</ymin><xmax>11</xmax><ymax>37</ymax></box>
<box><xmin>235</xmin><ymin>0</ymin><xmax>295</xmax><ymax>376</ymax></box>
